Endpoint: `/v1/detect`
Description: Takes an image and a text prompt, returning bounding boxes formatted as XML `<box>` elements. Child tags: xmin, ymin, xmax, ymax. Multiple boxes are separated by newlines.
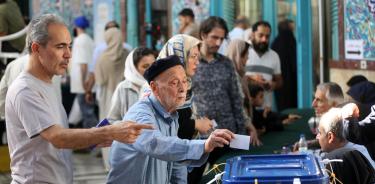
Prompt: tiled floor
<box><xmin>0</xmin><ymin>151</ymin><xmax>108</xmax><ymax>184</ymax></box>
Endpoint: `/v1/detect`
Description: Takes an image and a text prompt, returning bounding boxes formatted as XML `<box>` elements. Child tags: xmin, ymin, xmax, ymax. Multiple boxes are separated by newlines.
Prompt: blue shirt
<box><xmin>107</xmin><ymin>94</ymin><xmax>208</xmax><ymax>184</ymax></box>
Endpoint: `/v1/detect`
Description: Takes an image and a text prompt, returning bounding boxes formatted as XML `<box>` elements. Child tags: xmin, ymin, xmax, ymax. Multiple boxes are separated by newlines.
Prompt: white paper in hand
<box><xmin>211</xmin><ymin>120</ymin><xmax>218</xmax><ymax>129</ymax></box>
<box><xmin>230</xmin><ymin>134</ymin><xmax>251</xmax><ymax>150</ymax></box>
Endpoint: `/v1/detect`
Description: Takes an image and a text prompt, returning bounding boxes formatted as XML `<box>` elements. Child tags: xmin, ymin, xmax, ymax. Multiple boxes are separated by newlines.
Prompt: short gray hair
<box><xmin>319</xmin><ymin>108</ymin><xmax>345</xmax><ymax>141</ymax></box>
<box><xmin>26</xmin><ymin>14</ymin><xmax>66</xmax><ymax>53</ymax></box>
<box><xmin>317</xmin><ymin>82</ymin><xmax>344</xmax><ymax>106</ymax></box>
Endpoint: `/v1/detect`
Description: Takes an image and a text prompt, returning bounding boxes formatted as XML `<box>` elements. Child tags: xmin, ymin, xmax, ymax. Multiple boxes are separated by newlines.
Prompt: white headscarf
<box><xmin>124</xmin><ymin>49</ymin><xmax>147</xmax><ymax>87</ymax></box>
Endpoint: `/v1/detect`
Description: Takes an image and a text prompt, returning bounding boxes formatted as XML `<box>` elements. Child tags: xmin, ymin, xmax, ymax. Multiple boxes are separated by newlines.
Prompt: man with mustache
<box><xmin>245</xmin><ymin>21</ymin><xmax>283</xmax><ymax>109</ymax></box>
<box><xmin>5</xmin><ymin>14</ymin><xmax>153</xmax><ymax>184</ymax></box>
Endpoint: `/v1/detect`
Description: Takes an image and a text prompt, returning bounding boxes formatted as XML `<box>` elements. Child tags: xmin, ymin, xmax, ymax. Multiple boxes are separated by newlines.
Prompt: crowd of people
<box><xmin>1</xmin><ymin>6</ymin><xmax>375</xmax><ymax>184</ymax></box>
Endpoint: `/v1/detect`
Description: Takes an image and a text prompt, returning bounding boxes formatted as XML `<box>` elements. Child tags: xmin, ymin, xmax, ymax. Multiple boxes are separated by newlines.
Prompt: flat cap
<box><xmin>143</xmin><ymin>55</ymin><xmax>183</xmax><ymax>84</ymax></box>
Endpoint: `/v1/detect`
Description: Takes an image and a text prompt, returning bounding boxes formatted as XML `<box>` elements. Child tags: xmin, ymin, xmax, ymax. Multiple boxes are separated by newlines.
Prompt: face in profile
<box><xmin>136</xmin><ymin>54</ymin><xmax>155</xmax><ymax>76</ymax></box>
<box><xmin>316</xmin><ymin>126</ymin><xmax>330</xmax><ymax>152</ymax></box>
<box><xmin>186</xmin><ymin>45</ymin><xmax>200</xmax><ymax>77</ymax></box>
<box><xmin>312</xmin><ymin>89</ymin><xmax>332</xmax><ymax>116</ymax></box>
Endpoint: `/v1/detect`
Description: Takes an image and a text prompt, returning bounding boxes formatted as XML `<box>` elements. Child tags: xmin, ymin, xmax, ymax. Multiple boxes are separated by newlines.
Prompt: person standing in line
<box><xmin>226</xmin><ymin>39</ymin><xmax>266</xmax><ymax>136</ymax></box>
<box><xmin>245</xmin><ymin>21</ymin><xmax>283</xmax><ymax>109</ymax></box>
<box><xmin>94</xmin><ymin>27</ymin><xmax>128</xmax><ymax>120</ymax></box>
<box><xmin>191</xmin><ymin>17</ymin><xmax>260</xmax><ymax>183</ymax></box>
<box><xmin>107</xmin><ymin>47</ymin><xmax>155</xmax><ymax>124</ymax></box>
<box><xmin>107</xmin><ymin>55</ymin><xmax>234</xmax><ymax>184</ymax></box>
<box><xmin>5</xmin><ymin>13</ymin><xmax>153</xmax><ymax>184</ymax></box>
<box><xmin>157</xmin><ymin>34</ymin><xmax>214</xmax><ymax>183</ymax></box>
<box><xmin>178</xmin><ymin>8</ymin><xmax>199</xmax><ymax>38</ymax></box>
<box><xmin>69</xmin><ymin>15</ymin><xmax>97</xmax><ymax>128</ymax></box>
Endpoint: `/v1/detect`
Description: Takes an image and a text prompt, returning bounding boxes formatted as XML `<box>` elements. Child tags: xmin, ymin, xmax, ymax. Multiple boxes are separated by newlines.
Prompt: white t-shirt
<box><xmin>229</xmin><ymin>27</ymin><xmax>245</xmax><ymax>40</ymax></box>
<box><xmin>245</xmin><ymin>48</ymin><xmax>281</xmax><ymax>107</ymax></box>
<box><xmin>5</xmin><ymin>72</ymin><xmax>72</xmax><ymax>184</ymax></box>
<box><xmin>0</xmin><ymin>54</ymin><xmax>62</xmax><ymax>119</ymax></box>
<box><xmin>70</xmin><ymin>33</ymin><xmax>94</xmax><ymax>93</ymax></box>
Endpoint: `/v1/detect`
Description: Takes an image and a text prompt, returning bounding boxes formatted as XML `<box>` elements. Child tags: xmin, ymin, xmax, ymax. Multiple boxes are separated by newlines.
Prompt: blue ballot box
<box><xmin>222</xmin><ymin>153</ymin><xmax>329</xmax><ymax>184</ymax></box>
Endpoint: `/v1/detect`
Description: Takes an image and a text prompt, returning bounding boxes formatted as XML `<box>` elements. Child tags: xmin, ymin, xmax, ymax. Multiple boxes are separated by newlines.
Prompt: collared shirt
<box><xmin>192</xmin><ymin>54</ymin><xmax>247</xmax><ymax>135</ymax></box>
<box><xmin>107</xmin><ymin>94</ymin><xmax>208</xmax><ymax>184</ymax></box>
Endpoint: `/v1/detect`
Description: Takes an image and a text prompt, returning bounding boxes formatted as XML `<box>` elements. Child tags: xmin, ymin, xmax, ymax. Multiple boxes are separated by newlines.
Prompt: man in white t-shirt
<box><xmin>228</xmin><ymin>15</ymin><xmax>249</xmax><ymax>40</ymax></box>
<box><xmin>246</xmin><ymin>21</ymin><xmax>283</xmax><ymax>108</ymax></box>
<box><xmin>5</xmin><ymin>14</ymin><xmax>153</xmax><ymax>184</ymax></box>
<box><xmin>69</xmin><ymin>16</ymin><xmax>97</xmax><ymax>128</ymax></box>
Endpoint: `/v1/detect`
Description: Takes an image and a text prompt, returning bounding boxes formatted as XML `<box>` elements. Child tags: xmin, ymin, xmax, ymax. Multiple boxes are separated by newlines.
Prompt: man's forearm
<box><xmin>41</xmin><ymin>125</ymin><xmax>112</xmax><ymax>149</ymax></box>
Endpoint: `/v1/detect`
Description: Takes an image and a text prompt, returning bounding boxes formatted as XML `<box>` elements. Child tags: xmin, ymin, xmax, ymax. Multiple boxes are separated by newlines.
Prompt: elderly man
<box><xmin>293</xmin><ymin>82</ymin><xmax>344</xmax><ymax>151</ymax></box>
<box><xmin>5</xmin><ymin>14</ymin><xmax>152</xmax><ymax>184</ymax></box>
<box><xmin>107</xmin><ymin>55</ymin><xmax>234</xmax><ymax>184</ymax></box>
<box><xmin>309</xmin><ymin>82</ymin><xmax>345</xmax><ymax>133</ymax></box>
<box><xmin>316</xmin><ymin>108</ymin><xmax>375</xmax><ymax>169</ymax></box>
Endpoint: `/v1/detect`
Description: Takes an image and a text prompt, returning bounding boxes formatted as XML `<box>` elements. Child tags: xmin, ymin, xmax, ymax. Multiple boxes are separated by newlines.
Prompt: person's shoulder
<box><xmin>217</xmin><ymin>54</ymin><xmax>235</xmax><ymax>67</ymax></box>
<box><xmin>124</xmin><ymin>97</ymin><xmax>156</xmax><ymax>124</ymax></box>
<box><xmin>126</xmin><ymin>97</ymin><xmax>154</xmax><ymax>115</ymax></box>
<box><xmin>7</xmin><ymin>73</ymin><xmax>34</xmax><ymax>99</ymax></box>
<box><xmin>267</xmin><ymin>49</ymin><xmax>280</xmax><ymax>58</ymax></box>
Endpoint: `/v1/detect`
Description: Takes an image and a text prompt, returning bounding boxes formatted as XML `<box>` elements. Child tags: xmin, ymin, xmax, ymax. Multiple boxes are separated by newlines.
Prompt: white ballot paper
<box><xmin>230</xmin><ymin>134</ymin><xmax>251</xmax><ymax>150</ymax></box>
<box><xmin>211</xmin><ymin>120</ymin><xmax>218</xmax><ymax>129</ymax></box>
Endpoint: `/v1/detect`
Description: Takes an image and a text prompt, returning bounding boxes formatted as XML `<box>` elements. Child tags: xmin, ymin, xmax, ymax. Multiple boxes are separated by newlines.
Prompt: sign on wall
<box><xmin>344</xmin><ymin>0</ymin><xmax>375</xmax><ymax>60</ymax></box>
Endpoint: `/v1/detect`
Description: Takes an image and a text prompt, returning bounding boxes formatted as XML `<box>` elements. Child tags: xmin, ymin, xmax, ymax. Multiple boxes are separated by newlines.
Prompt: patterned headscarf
<box><xmin>157</xmin><ymin>34</ymin><xmax>200</xmax><ymax>109</ymax></box>
<box><xmin>157</xmin><ymin>34</ymin><xmax>200</xmax><ymax>75</ymax></box>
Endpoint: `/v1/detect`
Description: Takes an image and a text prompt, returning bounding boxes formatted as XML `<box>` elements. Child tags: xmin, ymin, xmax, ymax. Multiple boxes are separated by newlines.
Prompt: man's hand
<box><xmin>85</xmin><ymin>92</ymin><xmax>94</xmax><ymax>104</ymax></box>
<box><xmin>341</xmin><ymin>103</ymin><xmax>360</xmax><ymax>119</ymax></box>
<box><xmin>195</xmin><ymin>117</ymin><xmax>213</xmax><ymax>134</ymax></box>
<box><xmin>110</xmin><ymin>122</ymin><xmax>154</xmax><ymax>144</ymax></box>
<box><xmin>204</xmin><ymin>129</ymin><xmax>234</xmax><ymax>153</ymax></box>
<box><xmin>282</xmin><ymin>114</ymin><xmax>301</xmax><ymax>125</ymax></box>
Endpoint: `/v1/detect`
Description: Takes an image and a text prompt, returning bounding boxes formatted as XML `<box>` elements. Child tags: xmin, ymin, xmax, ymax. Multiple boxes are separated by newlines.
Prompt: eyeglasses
<box><xmin>188</xmin><ymin>54</ymin><xmax>199</xmax><ymax>60</ymax></box>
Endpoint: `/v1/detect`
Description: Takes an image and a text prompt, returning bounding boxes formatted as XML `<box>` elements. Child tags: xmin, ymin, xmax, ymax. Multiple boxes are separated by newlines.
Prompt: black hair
<box><xmin>199</xmin><ymin>16</ymin><xmax>228</xmax><ymax>39</ymax></box>
<box><xmin>178</xmin><ymin>8</ymin><xmax>195</xmax><ymax>19</ymax></box>
<box><xmin>249</xmin><ymin>84</ymin><xmax>265</xmax><ymax>98</ymax></box>
<box><xmin>346</xmin><ymin>75</ymin><xmax>368</xmax><ymax>87</ymax></box>
<box><xmin>104</xmin><ymin>21</ymin><xmax>120</xmax><ymax>31</ymax></box>
<box><xmin>133</xmin><ymin>47</ymin><xmax>154</xmax><ymax>67</ymax></box>
<box><xmin>252</xmin><ymin>20</ymin><xmax>272</xmax><ymax>32</ymax></box>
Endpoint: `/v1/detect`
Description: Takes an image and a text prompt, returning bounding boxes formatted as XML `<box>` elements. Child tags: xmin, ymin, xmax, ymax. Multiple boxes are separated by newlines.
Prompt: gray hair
<box><xmin>317</xmin><ymin>82</ymin><xmax>344</xmax><ymax>106</ymax></box>
<box><xmin>319</xmin><ymin>108</ymin><xmax>346</xmax><ymax>141</ymax></box>
<box><xmin>26</xmin><ymin>14</ymin><xmax>66</xmax><ymax>53</ymax></box>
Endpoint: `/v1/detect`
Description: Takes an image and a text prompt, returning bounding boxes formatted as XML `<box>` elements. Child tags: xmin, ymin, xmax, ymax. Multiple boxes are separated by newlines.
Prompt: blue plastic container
<box><xmin>222</xmin><ymin>153</ymin><xmax>329</xmax><ymax>184</ymax></box>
